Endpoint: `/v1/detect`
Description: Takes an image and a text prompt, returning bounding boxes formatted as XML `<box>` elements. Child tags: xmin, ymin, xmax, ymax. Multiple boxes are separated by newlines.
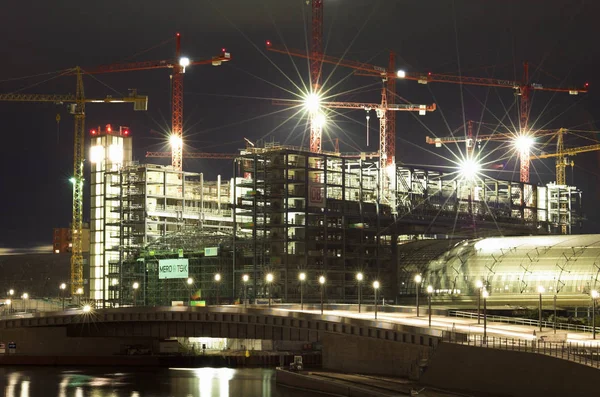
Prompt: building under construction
<box><xmin>88</xmin><ymin>132</ymin><xmax>582</xmax><ymax>307</ymax></box>
<box><xmin>231</xmin><ymin>144</ymin><xmax>582</xmax><ymax>305</ymax></box>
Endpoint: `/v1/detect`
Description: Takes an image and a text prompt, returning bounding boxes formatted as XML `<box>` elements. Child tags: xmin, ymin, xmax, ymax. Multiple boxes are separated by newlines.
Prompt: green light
<box><xmin>69</xmin><ymin>177</ymin><xmax>76</xmax><ymax>184</ymax></box>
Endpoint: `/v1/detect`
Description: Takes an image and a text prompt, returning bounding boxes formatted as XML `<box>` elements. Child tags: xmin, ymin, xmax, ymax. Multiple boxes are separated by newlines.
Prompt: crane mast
<box><xmin>171</xmin><ymin>33</ymin><xmax>184</xmax><ymax>170</ymax></box>
<box><xmin>309</xmin><ymin>0</ymin><xmax>324</xmax><ymax>153</ymax></box>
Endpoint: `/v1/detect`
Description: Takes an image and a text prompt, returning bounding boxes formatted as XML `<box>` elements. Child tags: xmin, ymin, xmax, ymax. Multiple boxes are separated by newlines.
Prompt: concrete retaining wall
<box><xmin>0</xmin><ymin>327</ymin><xmax>153</xmax><ymax>356</ymax></box>
<box><xmin>421</xmin><ymin>343</ymin><xmax>600</xmax><ymax>397</ymax></box>
<box><xmin>321</xmin><ymin>332</ymin><xmax>431</xmax><ymax>378</ymax></box>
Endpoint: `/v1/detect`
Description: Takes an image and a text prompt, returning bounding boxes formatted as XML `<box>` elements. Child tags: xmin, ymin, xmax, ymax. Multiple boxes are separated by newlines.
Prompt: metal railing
<box><xmin>450</xmin><ymin>333</ymin><xmax>600</xmax><ymax>369</ymax></box>
<box><xmin>449</xmin><ymin>310</ymin><xmax>597</xmax><ymax>334</ymax></box>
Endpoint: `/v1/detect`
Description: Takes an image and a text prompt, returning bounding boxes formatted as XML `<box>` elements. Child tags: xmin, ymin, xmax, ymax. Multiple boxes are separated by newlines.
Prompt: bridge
<box><xmin>1</xmin><ymin>305</ymin><xmax>599</xmax><ymax>397</ymax></box>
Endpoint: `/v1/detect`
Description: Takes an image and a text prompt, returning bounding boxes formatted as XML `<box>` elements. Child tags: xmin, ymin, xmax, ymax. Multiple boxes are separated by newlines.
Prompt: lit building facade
<box><xmin>89</xmin><ymin>125</ymin><xmax>132</xmax><ymax>303</ymax></box>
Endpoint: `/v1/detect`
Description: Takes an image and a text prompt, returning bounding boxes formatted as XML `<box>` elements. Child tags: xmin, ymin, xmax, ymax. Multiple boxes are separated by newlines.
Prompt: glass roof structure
<box><xmin>398</xmin><ymin>235</ymin><xmax>600</xmax><ymax>299</ymax></box>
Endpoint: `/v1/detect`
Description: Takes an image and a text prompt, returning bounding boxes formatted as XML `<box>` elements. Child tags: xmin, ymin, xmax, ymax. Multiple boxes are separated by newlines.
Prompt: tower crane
<box><xmin>267</xmin><ymin>39</ymin><xmax>588</xmax><ymax>183</ymax></box>
<box><xmin>86</xmin><ymin>33</ymin><xmax>231</xmax><ymax>171</ymax></box>
<box><xmin>0</xmin><ymin>67</ymin><xmax>148</xmax><ymax>294</ymax></box>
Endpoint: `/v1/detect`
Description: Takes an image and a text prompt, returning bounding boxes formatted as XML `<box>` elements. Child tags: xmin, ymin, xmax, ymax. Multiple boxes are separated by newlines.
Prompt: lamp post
<box><xmin>538</xmin><ymin>285</ymin><xmax>545</xmax><ymax>332</ymax></box>
<box><xmin>60</xmin><ymin>283</ymin><xmax>67</xmax><ymax>310</ymax></box>
<box><xmin>187</xmin><ymin>277</ymin><xmax>194</xmax><ymax>306</ymax></box>
<box><xmin>4</xmin><ymin>299</ymin><xmax>10</xmax><ymax>316</ymax></box>
<box><xmin>356</xmin><ymin>272</ymin><xmax>364</xmax><ymax>313</ymax></box>
<box><xmin>475</xmin><ymin>280</ymin><xmax>483</xmax><ymax>324</ymax></box>
<box><xmin>482</xmin><ymin>289</ymin><xmax>489</xmax><ymax>344</ymax></box>
<box><xmin>22</xmin><ymin>293</ymin><xmax>29</xmax><ymax>313</ymax></box>
<box><xmin>592</xmin><ymin>290</ymin><xmax>599</xmax><ymax>340</ymax></box>
<box><xmin>214</xmin><ymin>274</ymin><xmax>221</xmax><ymax>305</ymax></box>
<box><xmin>76</xmin><ymin>287</ymin><xmax>83</xmax><ymax>306</ymax></box>
<box><xmin>299</xmin><ymin>272</ymin><xmax>306</xmax><ymax>310</ymax></box>
<box><xmin>553</xmin><ymin>293</ymin><xmax>557</xmax><ymax>334</ymax></box>
<box><xmin>319</xmin><ymin>276</ymin><xmax>326</xmax><ymax>315</ymax></box>
<box><xmin>132</xmin><ymin>282</ymin><xmax>139</xmax><ymax>306</ymax></box>
<box><xmin>242</xmin><ymin>274</ymin><xmax>249</xmax><ymax>308</ymax></box>
<box><xmin>8</xmin><ymin>289</ymin><xmax>13</xmax><ymax>313</ymax></box>
<box><xmin>427</xmin><ymin>285</ymin><xmax>434</xmax><ymax>327</ymax></box>
<box><xmin>266</xmin><ymin>273</ymin><xmax>274</xmax><ymax>307</ymax></box>
<box><xmin>373</xmin><ymin>281</ymin><xmax>380</xmax><ymax>319</ymax></box>
<box><xmin>414</xmin><ymin>274</ymin><xmax>422</xmax><ymax>317</ymax></box>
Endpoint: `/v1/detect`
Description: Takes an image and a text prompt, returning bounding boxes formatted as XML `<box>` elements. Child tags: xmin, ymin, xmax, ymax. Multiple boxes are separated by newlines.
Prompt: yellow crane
<box><xmin>0</xmin><ymin>67</ymin><xmax>148</xmax><ymax>295</ymax></box>
<box><xmin>533</xmin><ymin>128</ymin><xmax>600</xmax><ymax>185</ymax></box>
<box><xmin>533</xmin><ymin>128</ymin><xmax>600</xmax><ymax>234</ymax></box>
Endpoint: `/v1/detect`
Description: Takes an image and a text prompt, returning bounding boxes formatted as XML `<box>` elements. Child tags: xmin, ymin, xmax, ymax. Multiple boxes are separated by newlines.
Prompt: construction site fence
<box><xmin>449</xmin><ymin>333</ymin><xmax>600</xmax><ymax>369</ymax></box>
<box><xmin>449</xmin><ymin>310</ymin><xmax>597</xmax><ymax>334</ymax></box>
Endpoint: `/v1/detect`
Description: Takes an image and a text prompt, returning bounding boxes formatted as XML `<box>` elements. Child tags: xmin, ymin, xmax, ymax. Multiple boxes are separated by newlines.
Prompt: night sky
<box><xmin>1</xmin><ymin>0</ymin><xmax>599</xmax><ymax>247</ymax></box>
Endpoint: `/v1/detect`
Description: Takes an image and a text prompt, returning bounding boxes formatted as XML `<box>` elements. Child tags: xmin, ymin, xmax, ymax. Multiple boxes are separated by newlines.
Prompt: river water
<box><xmin>0</xmin><ymin>367</ymin><xmax>311</xmax><ymax>397</ymax></box>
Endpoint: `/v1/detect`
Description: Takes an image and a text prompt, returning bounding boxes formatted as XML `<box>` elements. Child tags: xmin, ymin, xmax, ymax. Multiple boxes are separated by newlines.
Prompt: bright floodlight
<box><xmin>214</xmin><ymin>274</ymin><xmax>221</xmax><ymax>282</ymax></box>
<box><xmin>592</xmin><ymin>290</ymin><xmax>599</xmax><ymax>299</ymax></box>
<box><xmin>319</xmin><ymin>275</ymin><xmax>326</xmax><ymax>285</ymax></box>
<box><xmin>304</xmin><ymin>93</ymin><xmax>321</xmax><ymax>112</ymax></box>
<box><xmin>459</xmin><ymin>158</ymin><xmax>481</xmax><ymax>181</ymax></box>
<box><xmin>82</xmin><ymin>304</ymin><xmax>91</xmax><ymax>313</ymax></box>
<box><xmin>266</xmin><ymin>273</ymin><xmax>274</xmax><ymax>283</ymax></box>
<box><xmin>475</xmin><ymin>280</ymin><xmax>483</xmax><ymax>289</ymax></box>
<box><xmin>514</xmin><ymin>135</ymin><xmax>534</xmax><ymax>153</ymax></box>
<box><xmin>76</xmin><ymin>288</ymin><xmax>83</xmax><ymax>295</ymax></box>
<box><xmin>482</xmin><ymin>289</ymin><xmax>489</xmax><ymax>299</ymax></box>
<box><xmin>179</xmin><ymin>57</ymin><xmax>190</xmax><ymax>67</ymax></box>
<box><xmin>133</xmin><ymin>282</ymin><xmax>139</xmax><ymax>290</ymax></box>
<box><xmin>427</xmin><ymin>285</ymin><xmax>434</xmax><ymax>294</ymax></box>
<box><xmin>356</xmin><ymin>272</ymin><xmax>364</xmax><ymax>281</ymax></box>
<box><xmin>537</xmin><ymin>285</ymin><xmax>545</xmax><ymax>294</ymax></box>
<box><xmin>170</xmin><ymin>134</ymin><xmax>183</xmax><ymax>148</ymax></box>
<box><xmin>414</xmin><ymin>274</ymin><xmax>422</xmax><ymax>284</ymax></box>
<box><xmin>5</xmin><ymin>299</ymin><xmax>10</xmax><ymax>305</ymax></box>
<box><xmin>315</xmin><ymin>112</ymin><xmax>327</xmax><ymax>128</ymax></box>
<box><xmin>8</xmin><ymin>289</ymin><xmax>14</xmax><ymax>296</ymax></box>
<box><xmin>187</xmin><ymin>277</ymin><xmax>194</xmax><ymax>285</ymax></box>
<box><xmin>60</xmin><ymin>283</ymin><xmax>67</xmax><ymax>290</ymax></box>
<box><xmin>373</xmin><ymin>281</ymin><xmax>380</xmax><ymax>289</ymax></box>
<box><xmin>242</xmin><ymin>274</ymin><xmax>249</xmax><ymax>282</ymax></box>
<box><xmin>22</xmin><ymin>293</ymin><xmax>29</xmax><ymax>300</ymax></box>
<box><xmin>397</xmin><ymin>70</ymin><xmax>406</xmax><ymax>78</ymax></box>
<box><xmin>299</xmin><ymin>272</ymin><xmax>306</xmax><ymax>281</ymax></box>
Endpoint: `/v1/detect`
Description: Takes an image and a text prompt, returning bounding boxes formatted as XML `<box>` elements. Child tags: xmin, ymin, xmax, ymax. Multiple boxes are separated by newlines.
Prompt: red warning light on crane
<box><xmin>266</xmin><ymin>40</ymin><xmax>272</xmax><ymax>46</ymax></box>
<box><xmin>222</xmin><ymin>48</ymin><xmax>226</xmax><ymax>52</ymax></box>
<box><xmin>90</xmin><ymin>129</ymin><xmax>97</xmax><ymax>135</ymax></box>
<box><xmin>106</xmin><ymin>124</ymin><xmax>112</xmax><ymax>133</ymax></box>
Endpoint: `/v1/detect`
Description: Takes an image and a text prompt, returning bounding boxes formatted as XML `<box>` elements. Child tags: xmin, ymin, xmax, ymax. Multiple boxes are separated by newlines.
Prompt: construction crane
<box><xmin>274</xmin><ymin>86</ymin><xmax>436</xmax><ymax>201</ymax></box>
<box><xmin>86</xmin><ymin>33</ymin><xmax>231</xmax><ymax>171</ymax></box>
<box><xmin>0</xmin><ymin>67</ymin><xmax>148</xmax><ymax>294</ymax></box>
<box><xmin>309</xmin><ymin>0</ymin><xmax>324</xmax><ymax>153</ymax></box>
<box><xmin>360</xmin><ymin>63</ymin><xmax>588</xmax><ymax>183</ymax></box>
<box><xmin>267</xmin><ymin>39</ymin><xmax>588</xmax><ymax>183</ymax></box>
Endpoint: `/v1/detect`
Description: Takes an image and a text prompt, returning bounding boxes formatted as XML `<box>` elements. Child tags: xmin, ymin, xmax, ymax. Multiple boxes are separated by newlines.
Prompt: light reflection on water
<box><xmin>0</xmin><ymin>367</ymin><xmax>306</xmax><ymax>397</ymax></box>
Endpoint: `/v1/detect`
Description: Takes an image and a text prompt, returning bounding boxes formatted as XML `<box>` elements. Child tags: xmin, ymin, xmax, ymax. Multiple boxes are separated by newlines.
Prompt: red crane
<box><xmin>309</xmin><ymin>0</ymin><xmax>324</xmax><ymax>153</ymax></box>
<box><xmin>267</xmin><ymin>41</ymin><xmax>587</xmax><ymax>183</ymax></box>
<box><xmin>85</xmin><ymin>33</ymin><xmax>231</xmax><ymax>170</ymax></box>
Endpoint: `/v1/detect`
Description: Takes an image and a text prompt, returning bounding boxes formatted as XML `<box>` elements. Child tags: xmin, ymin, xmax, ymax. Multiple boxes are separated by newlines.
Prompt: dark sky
<box><xmin>1</xmin><ymin>0</ymin><xmax>599</xmax><ymax>247</ymax></box>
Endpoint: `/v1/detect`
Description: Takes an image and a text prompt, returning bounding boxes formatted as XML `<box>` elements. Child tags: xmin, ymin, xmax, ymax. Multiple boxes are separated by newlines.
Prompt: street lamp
<box><xmin>76</xmin><ymin>287</ymin><xmax>83</xmax><ymax>305</ymax></box>
<box><xmin>319</xmin><ymin>276</ymin><xmax>326</xmax><ymax>315</ymax></box>
<box><xmin>266</xmin><ymin>273</ymin><xmax>274</xmax><ymax>307</ymax></box>
<box><xmin>187</xmin><ymin>277</ymin><xmax>194</xmax><ymax>306</ymax></box>
<box><xmin>8</xmin><ymin>289</ymin><xmax>14</xmax><ymax>314</ymax></box>
<box><xmin>475</xmin><ymin>280</ymin><xmax>483</xmax><ymax>325</ymax></box>
<box><xmin>482</xmin><ymin>289</ymin><xmax>489</xmax><ymax>344</ymax></box>
<box><xmin>414</xmin><ymin>274</ymin><xmax>422</xmax><ymax>317</ymax></box>
<box><xmin>60</xmin><ymin>283</ymin><xmax>67</xmax><ymax>310</ymax></box>
<box><xmin>214</xmin><ymin>274</ymin><xmax>221</xmax><ymax>305</ymax></box>
<box><xmin>299</xmin><ymin>272</ymin><xmax>306</xmax><ymax>310</ymax></box>
<box><xmin>22</xmin><ymin>293</ymin><xmax>29</xmax><ymax>313</ymax></box>
<box><xmin>592</xmin><ymin>290</ymin><xmax>599</xmax><ymax>339</ymax></box>
<box><xmin>132</xmin><ymin>282</ymin><xmax>139</xmax><ymax>306</ymax></box>
<box><xmin>356</xmin><ymin>272</ymin><xmax>364</xmax><ymax>313</ymax></box>
<box><xmin>538</xmin><ymin>285</ymin><xmax>545</xmax><ymax>332</ymax></box>
<box><xmin>373</xmin><ymin>281</ymin><xmax>380</xmax><ymax>319</ymax></box>
<box><xmin>427</xmin><ymin>285</ymin><xmax>434</xmax><ymax>327</ymax></box>
<box><xmin>242</xmin><ymin>274</ymin><xmax>249</xmax><ymax>308</ymax></box>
